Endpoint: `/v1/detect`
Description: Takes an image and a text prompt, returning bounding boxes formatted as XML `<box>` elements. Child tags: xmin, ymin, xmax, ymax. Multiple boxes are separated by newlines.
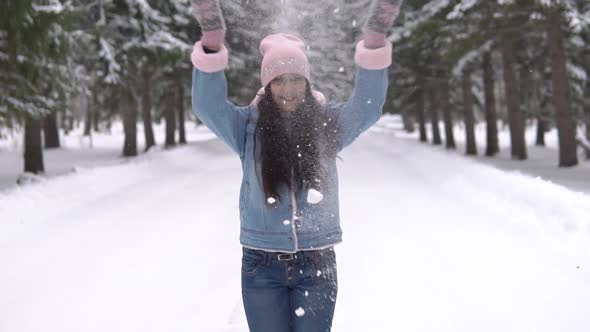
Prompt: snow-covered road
<box><xmin>1</xmin><ymin>122</ymin><xmax>589</xmax><ymax>332</ymax></box>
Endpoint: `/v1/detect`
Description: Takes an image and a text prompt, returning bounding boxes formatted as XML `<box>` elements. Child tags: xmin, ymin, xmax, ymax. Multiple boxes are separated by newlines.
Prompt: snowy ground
<box><xmin>0</xmin><ymin>122</ymin><xmax>214</xmax><ymax>191</ymax></box>
<box><xmin>1</xmin><ymin>116</ymin><xmax>589</xmax><ymax>331</ymax></box>
<box><xmin>377</xmin><ymin>118</ymin><xmax>590</xmax><ymax>195</ymax></box>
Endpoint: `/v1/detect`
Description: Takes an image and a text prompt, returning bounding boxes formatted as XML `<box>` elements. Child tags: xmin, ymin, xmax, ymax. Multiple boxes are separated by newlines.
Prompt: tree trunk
<box><xmin>71</xmin><ymin>94</ymin><xmax>82</xmax><ymax>133</ymax></box>
<box><xmin>123</xmin><ymin>92</ymin><xmax>138</xmax><ymax>157</ymax></box>
<box><xmin>428</xmin><ymin>85</ymin><xmax>442</xmax><ymax>145</ymax></box>
<box><xmin>141</xmin><ymin>70</ymin><xmax>156</xmax><ymax>152</ymax></box>
<box><xmin>416</xmin><ymin>87</ymin><xmax>428</xmax><ymax>142</ymax></box>
<box><xmin>500</xmin><ymin>35</ymin><xmax>527</xmax><ymax>160</ymax></box>
<box><xmin>177</xmin><ymin>75</ymin><xmax>187</xmax><ymax>145</ymax></box>
<box><xmin>483</xmin><ymin>52</ymin><xmax>499</xmax><ymax>156</ymax></box>
<box><xmin>60</xmin><ymin>109</ymin><xmax>69</xmax><ymax>135</ymax></box>
<box><xmin>586</xmin><ymin>121</ymin><xmax>590</xmax><ymax>160</ymax></box>
<box><xmin>165</xmin><ymin>85</ymin><xmax>177</xmax><ymax>148</ymax></box>
<box><xmin>536</xmin><ymin>116</ymin><xmax>546</xmax><ymax>146</ymax></box>
<box><xmin>61</xmin><ymin>110</ymin><xmax>73</xmax><ymax>136</ymax></box>
<box><xmin>547</xmin><ymin>10</ymin><xmax>577</xmax><ymax>167</ymax></box>
<box><xmin>402</xmin><ymin>109</ymin><xmax>415</xmax><ymax>133</ymax></box>
<box><xmin>462</xmin><ymin>68</ymin><xmax>477</xmax><ymax>155</ymax></box>
<box><xmin>93</xmin><ymin>105</ymin><xmax>100</xmax><ymax>132</ymax></box>
<box><xmin>24</xmin><ymin>115</ymin><xmax>45</xmax><ymax>174</ymax></box>
<box><xmin>83</xmin><ymin>107</ymin><xmax>92</xmax><ymax>136</ymax></box>
<box><xmin>43</xmin><ymin>111</ymin><xmax>60</xmax><ymax>149</ymax></box>
<box><xmin>440</xmin><ymin>80</ymin><xmax>456</xmax><ymax>149</ymax></box>
<box><xmin>69</xmin><ymin>114</ymin><xmax>74</xmax><ymax>133</ymax></box>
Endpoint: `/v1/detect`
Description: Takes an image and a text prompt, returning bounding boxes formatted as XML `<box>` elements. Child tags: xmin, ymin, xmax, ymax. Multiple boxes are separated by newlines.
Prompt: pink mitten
<box><xmin>191</xmin><ymin>0</ymin><xmax>226</xmax><ymax>51</ymax></box>
<box><xmin>363</xmin><ymin>0</ymin><xmax>403</xmax><ymax>49</ymax></box>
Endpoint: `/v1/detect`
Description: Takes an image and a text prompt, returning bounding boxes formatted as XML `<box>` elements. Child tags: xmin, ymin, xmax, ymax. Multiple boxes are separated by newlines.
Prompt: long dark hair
<box><xmin>255</xmin><ymin>81</ymin><xmax>339</xmax><ymax>203</ymax></box>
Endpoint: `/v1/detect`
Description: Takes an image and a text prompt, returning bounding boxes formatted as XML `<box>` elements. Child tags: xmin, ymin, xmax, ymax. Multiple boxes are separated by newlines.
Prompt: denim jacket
<box><xmin>191</xmin><ymin>40</ymin><xmax>391</xmax><ymax>253</ymax></box>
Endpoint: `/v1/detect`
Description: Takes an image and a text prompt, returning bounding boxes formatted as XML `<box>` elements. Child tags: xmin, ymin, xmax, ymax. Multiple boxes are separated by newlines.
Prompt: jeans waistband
<box><xmin>242</xmin><ymin>246</ymin><xmax>334</xmax><ymax>263</ymax></box>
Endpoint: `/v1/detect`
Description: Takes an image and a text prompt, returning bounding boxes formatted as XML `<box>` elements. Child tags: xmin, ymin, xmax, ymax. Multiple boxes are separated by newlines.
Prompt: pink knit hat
<box><xmin>259</xmin><ymin>33</ymin><xmax>311</xmax><ymax>87</ymax></box>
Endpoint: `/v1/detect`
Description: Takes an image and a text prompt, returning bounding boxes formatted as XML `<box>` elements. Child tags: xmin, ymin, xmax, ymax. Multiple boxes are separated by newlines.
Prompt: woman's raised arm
<box><xmin>190</xmin><ymin>0</ymin><xmax>249</xmax><ymax>157</ymax></box>
<box><xmin>329</xmin><ymin>0</ymin><xmax>403</xmax><ymax>152</ymax></box>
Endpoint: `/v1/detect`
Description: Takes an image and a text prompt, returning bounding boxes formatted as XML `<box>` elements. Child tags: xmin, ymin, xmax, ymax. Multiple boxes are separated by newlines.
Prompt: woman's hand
<box><xmin>363</xmin><ymin>0</ymin><xmax>403</xmax><ymax>49</ymax></box>
<box><xmin>191</xmin><ymin>0</ymin><xmax>226</xmax><ymax>51</ymax></box>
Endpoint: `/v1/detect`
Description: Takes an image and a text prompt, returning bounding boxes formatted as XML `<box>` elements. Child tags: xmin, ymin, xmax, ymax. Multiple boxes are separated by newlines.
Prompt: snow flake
<box><xmin>283</xmin><ymin>220</ymin><xmax>291</xmax><ymax>226</ymax></box>
<box><xmin>267</xmin><ymin>197</ymin><xmax>276</xmax><ymax>204</ymax></box>
<box><xmin>316</xmin><ymin>270</ymin><xmax>322</xmax><ymax>277</ymax></box>
<box><xmin>295</xmin><ymin>307</ymin><xmax>305</xmax><ymax>317</ymax></box>
<box><xmin>304</xmin><ymin>290</ymin><xmax>309</xmax><ymax>297</ymax></box>
<box><xmin>307</xmin><ymin>189</ymin><xmax>323</xmax><ymax>204</ymax></box>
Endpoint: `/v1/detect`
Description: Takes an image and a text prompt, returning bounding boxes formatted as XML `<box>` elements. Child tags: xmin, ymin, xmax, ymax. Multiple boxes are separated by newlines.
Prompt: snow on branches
<box><xmin>32</xmin><ymin>0</ymin><xmax>66</xmax><ymax>14</ymax></box>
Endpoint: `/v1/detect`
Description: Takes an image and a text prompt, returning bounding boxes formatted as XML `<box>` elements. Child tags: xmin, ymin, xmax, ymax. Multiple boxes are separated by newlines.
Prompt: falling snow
<box><xmin>295</xmin><ymin>307</ymin><xmax>306</xmax><ymax>317</ymax></box>
<box><xmin>307</xmin><ymin>189</ymin><xmax>324</xmax><ymax>204</ymax></box>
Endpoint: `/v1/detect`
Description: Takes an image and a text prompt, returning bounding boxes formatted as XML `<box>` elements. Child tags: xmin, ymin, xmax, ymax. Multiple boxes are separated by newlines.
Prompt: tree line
<box><xmin>390</xmin><ymin>0</ymin><xmax>590</xmax><ymax>166</ymax></box>
<box><xmin>1</xmin><ymin>0</ymin><xmax>203</xmax><ymax>175</ymax></box>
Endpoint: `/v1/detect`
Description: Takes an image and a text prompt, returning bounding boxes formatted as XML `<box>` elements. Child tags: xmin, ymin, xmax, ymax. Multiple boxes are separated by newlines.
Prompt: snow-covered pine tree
<box><xmin>539</xmin><ymin>0</ymin><xmax>583</xmax><ymax>166</ymax></box>
<box><xmin>391</xmin><ymin>0</ymin><xmax>589</xmax><ymax>165</ymax></box>
<box><xmin>151</xmin><ymin>0</ymin><xmax>194</xmax><ymax>146</ymax></box>
<box><xmin>451</xmin><ymin>0</ymin><xmax>586</xmax><ymax>164</ymax></box>
<box><xmin>0</xmin><ymin>0</ymin><xmax>74</xmax><ymax>174</ymax></box>
<box><xmin>87</xmin><ymin>0</ymin><xmax>191</xmax><ymax>155</ymax></box>
<box><xmin>573</xmin><ymin>8</ymin><xmax>590</xmax><ymax>158</ymax></box>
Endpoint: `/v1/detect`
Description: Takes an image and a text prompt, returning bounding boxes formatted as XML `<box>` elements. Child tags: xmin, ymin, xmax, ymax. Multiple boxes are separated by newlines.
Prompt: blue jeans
<box><xmin>241</xmin><ymin>247</ymin><xmax>338</xmax><ymax>332</ymax></box>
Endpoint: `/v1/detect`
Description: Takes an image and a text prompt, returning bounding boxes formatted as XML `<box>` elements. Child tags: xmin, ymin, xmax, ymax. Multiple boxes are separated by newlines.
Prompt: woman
<box><xmin>190</xmin><ymin>1</ymin><xmax>402</xmax><ymax>331</ymax></box>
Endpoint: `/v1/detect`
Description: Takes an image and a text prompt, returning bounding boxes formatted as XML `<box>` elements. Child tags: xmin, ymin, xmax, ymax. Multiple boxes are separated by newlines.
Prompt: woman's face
<box><xmin>270</xmin><ymin>74</ymin><xmax>307</xmax><ymax>112</ymax></box>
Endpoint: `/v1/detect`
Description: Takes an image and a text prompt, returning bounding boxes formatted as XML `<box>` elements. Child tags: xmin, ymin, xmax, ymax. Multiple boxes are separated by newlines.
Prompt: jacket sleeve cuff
<box><xmin>191</xmin><ymin>40</ymin><xmax>228</xmax><ymax>73</ymax></box>
<box><xmin>354</xmin><ymin>40</ymin><xmax>392</xmax><ymax>70</ymax></box>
